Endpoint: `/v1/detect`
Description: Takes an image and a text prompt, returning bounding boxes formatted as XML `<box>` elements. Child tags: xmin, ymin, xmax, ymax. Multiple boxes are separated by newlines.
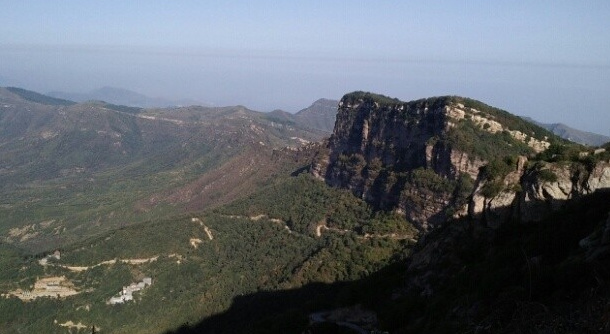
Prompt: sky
<box><xmin>0</xmin><ymin>0</ymin><xmax>609</xmax><ymax>134</ymax></box>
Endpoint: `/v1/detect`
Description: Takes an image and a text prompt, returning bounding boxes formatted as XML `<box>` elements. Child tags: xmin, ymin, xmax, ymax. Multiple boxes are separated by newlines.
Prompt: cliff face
<box><xmin>312</xmin><ymin>93</ymin><xmax>490</xmax><ymax>229</ymax></box>
<box><xmin>313</xmin><ymin>92</ymin><xmax>610</xmax><ymax>230</ymax></box>
<box><xmin>322</xmin><ymin>93</ymin><xmax>484</xmax><ymax>181</ymax></box>
<box><xmin>470</xmin><ymin>160</ymin><xmax>610</xmax><ymax>227</ymax></box>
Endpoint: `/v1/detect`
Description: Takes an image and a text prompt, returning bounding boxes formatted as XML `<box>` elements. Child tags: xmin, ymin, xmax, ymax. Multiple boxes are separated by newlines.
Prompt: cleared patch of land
<box><xmin>4</xmin><ymin>276</ymin><xmax>79</xmax><ymax>301</ymax></box>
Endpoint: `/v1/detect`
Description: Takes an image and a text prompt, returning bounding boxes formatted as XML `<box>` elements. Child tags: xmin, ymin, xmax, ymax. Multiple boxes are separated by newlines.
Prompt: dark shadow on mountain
<box><xmin>165</xmin><ymin>191</ymin><xmax>610</xmax><ymax>334</ymax></box>
<box><xmin>163</xmin><ymin>281</ymin><xmax>349</xmax><ymax>334</ymax></box>
<box><xmin>163</xmin><ymin>256</ymin><xmax>412</xmax><ymax>334</ymax></box>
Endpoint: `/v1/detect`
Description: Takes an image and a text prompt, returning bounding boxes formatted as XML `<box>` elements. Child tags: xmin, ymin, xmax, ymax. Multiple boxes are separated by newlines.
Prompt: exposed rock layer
<box><xmin>313</xmin><ymin>92</ymin><xmax>610</xmax><ymax>230</ymax></box>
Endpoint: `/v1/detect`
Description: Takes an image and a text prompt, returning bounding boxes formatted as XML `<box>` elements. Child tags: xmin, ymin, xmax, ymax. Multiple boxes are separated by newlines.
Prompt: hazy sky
<box><xmin>1</xmin><ymin>1</ymin><xmax>609</xmax><ymax>134</ymax></box>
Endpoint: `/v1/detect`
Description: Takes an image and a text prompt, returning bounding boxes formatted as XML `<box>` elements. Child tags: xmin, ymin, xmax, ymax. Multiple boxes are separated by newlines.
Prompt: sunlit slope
<box><xmin>0</xmin><ymin>87</ymin><xmax>325</xmax><ymax>251</ymax></box>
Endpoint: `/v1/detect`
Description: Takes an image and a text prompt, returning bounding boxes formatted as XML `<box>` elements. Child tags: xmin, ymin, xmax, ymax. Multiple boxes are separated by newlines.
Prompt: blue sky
<box><xmin>1</xmin><ymin>1</ymin><xmax>609</xmax><ymax>134</ymax></box>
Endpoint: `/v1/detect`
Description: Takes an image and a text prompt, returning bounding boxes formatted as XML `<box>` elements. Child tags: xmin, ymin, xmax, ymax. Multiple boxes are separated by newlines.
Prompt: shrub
<box><xmin>535</xmin><ymin>143</ymin><xmax>581</xmax><ymax>162</ymax></box>
<box><xmin>409</xmin><ymin>168</ymin><xmax>456</xmax><ymax>193</ymax></box>
<box><xmin>537</xmin><ymin>169</ymin><xmax>558</xmax><ymax>183</ymax></box>
<box><xmin>452</xmin><ymin>173</ymin><xmax>475</xmax><ymax>207</ymax></box>
<box><xmin>481</xmin><ymin>157</ymin><xmax>516</xmax><ymax>181</ymax></box>
<box><xmin>481</xmin><ymin>181</ymin><xmax>504</xmax><ymax>198</ymax></box>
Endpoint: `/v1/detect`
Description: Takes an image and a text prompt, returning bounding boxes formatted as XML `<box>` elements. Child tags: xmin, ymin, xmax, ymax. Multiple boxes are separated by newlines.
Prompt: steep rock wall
<box><xmin>312</xmin><ymin>92</ymin><xmax>610</xmax><ymax>231</ymax></box>
<box><xmin>469</xmin><ymin>161</ymin><xmax>610</xmax><ymax>227</ymax></box>
<box><xmin>312</xmin><ymin>93</ymin><xmax>485</xmax><ymax>229</ymax></box>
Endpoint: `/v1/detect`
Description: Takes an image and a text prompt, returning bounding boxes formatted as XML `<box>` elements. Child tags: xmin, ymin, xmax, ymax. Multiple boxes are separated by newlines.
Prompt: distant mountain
<box><xmin>259</xmin><ymin>99</ymin><xmax>338</xmax><ymax>134</ymax></box>
<box><xmin>0</xmin><ymin>86</ymin><xmax>325</xmax><ymax>250</ymax></box>
<box><xmin>265</xmin><ymin>109</ymin><xmax>298</xmax><ymax>124</ymax></box>
<box><xmin>48</xmin><ymin>86</ymin><xmax>204</xmax><ymax>108</ymax></box>
<box><xmin>294</xmin><ymin>98</ymin><xmax>338</xmax><ymax>132</ymax></box>
<box><xmin>6</xmin><ymin>86</ymin><xmax>75</xmax><ymax>106</ymax></box>
<box><xmin>522</xmin><ymin>116</ymin><xmax>610</xmax><ymax>146</ymax></box>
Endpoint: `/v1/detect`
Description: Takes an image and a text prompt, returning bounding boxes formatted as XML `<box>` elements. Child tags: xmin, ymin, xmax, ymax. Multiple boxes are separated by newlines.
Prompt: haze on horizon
<box><xmin>1</xmin><ymin>0</ymin><xmax>609</xmax><ymax>135</ymax></box>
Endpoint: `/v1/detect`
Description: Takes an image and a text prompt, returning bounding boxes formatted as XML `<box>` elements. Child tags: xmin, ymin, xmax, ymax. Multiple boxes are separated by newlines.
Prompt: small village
<box><xmin>108</xmin><ymin>277</ymin><xmax>152</xmax><ymax>305</ymax></box>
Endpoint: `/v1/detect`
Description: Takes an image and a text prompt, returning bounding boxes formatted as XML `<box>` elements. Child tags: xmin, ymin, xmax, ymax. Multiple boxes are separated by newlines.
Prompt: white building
<box><xmin>108</xmin><ymin>277</ymin><xmax>152</xmax><ymax>305</ymax></box>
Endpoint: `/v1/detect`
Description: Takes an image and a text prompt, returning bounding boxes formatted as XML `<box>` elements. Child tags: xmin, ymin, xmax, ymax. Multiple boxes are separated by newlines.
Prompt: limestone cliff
<box><xmin>470</xmin><ymin>160</ymin><xmax>610</xmax><ymax>227</ymax></box>
<box><xmin>312</xmin><ymin>93</ymin><xmax>487</xmax><ymax>229</ymax></box>
<box><xmin>313</xmin><ymin>91</ymin><xmax>610</xmax><ymax>230</ymax></box>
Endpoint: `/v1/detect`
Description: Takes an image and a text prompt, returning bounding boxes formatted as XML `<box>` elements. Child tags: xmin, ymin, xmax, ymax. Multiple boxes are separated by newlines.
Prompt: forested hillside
<box><xmin>0</xmin><ymin>174</ymin><xmax>415</xmax><ymax>333</ymax></box>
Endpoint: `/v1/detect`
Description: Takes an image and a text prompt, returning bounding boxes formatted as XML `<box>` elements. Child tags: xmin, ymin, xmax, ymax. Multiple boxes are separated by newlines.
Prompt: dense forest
<box><xmin>0</xmin><ymin>174</ymin><xmax>415</xmax><ymax>333</ymax></box>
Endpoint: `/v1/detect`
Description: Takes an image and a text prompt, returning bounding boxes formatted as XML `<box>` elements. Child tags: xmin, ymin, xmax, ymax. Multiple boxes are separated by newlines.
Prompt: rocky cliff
<box><xmin>312</xmin><ymin>92</ymin><xmax>610</xmax><ymax>230</ymax></box>
<box><xmin>471</xmin><ymin>158</ymin><xmax>610</xmax><ymax>228</ymax></box>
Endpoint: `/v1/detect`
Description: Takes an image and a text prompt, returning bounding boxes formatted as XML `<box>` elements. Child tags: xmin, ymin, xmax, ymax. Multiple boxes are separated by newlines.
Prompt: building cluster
<box><xmin>108</xmin><ymin>277</ymin><xmax>152</xmax><ymax>305</ymax></box>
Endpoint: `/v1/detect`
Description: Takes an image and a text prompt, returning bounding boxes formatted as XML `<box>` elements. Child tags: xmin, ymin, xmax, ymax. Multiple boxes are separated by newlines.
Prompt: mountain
<box><xmin>2</xmin><ymin>89</ymin><xmax>610</xmax><ymax>334</ymax></box>
<box><xmin>312</xmin><ymin>92</ymin><xmax>572</xmax><ymax>229</ymax></box>
<box><xmin>261</xmin><ymin>98</ymin><xmax>339</xmax><ymax>134</ymax></box>
<box><xmin>156</xmin><ymin>92</ymin><xmax>610</xmax><ymax>334</ymax></box>
<box><xmin>170</xmin><ymin>92</ymin><xmax>610</xmax><ymax>334</ymax></box>
<box><xmin>522</xmin><ymin>116</ymin><xmax>610</xmax><ymax>146</ymax></box>
<box><xmin>294</xmin><ymin>98</ymin><xmax>338</xmax><ymax>133</ymax></box>
<box><xmin>312</xmin><ymin>92</ymin><xmax>610</xmax><ymax>229</ymax></box>
<box><xmin>48</xmin><ymin>86</ymin><xmax>204</xmax><ymax>108</ymax></box>
<box><xmin>5</xmin><ymin>86</ymin><xmax>76</xmax><ymax>106</ymax></box>
<box><xmin>0</xmin><ymin>87</ymin><xmax>326</xmax><ymax>251</ymax></box>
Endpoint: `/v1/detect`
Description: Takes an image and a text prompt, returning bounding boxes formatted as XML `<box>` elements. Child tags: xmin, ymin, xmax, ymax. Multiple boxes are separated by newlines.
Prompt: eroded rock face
<box><xmin>426</xmin><ymin>143</ymin><xmax>486</xmax><ymax>181</ymax></box>
<box><xmin>587</xmin><ymin>162</ymin><xmax>610</xmax><ymax>192</ymax></box>
<box><xmin>519</xmin><ymin>164</ymin><xmax>575</xmax><ymax>222</ymax></box>
<box><xmin>469</xmin><ymin>156</ymin><xmax>527</xmax><ymax>228</ymax></box>
<box><xmin>397</xmin><ymin>187</ymin><xmax>453</xmax><ymax>230</ymax></box>
<box><xmin>469</xmin><ymin>161</ymin><xmax>610</xmax><ymax>226</ymax></box>
<box><xmin>519</xmin><ymin>163</ymin><xmax>610</xmax><ymax>222</ymax></box>
<box><xmin>310</xmin><ymin>141</ymin><xmax>330</xmax><ymax>181</ymax></box>
<box><xmin>312</xmin><ymin>94</ymin><xmax>484</xmax><ymax>229</ymax></box>
<box><xmin>312</xmin><ymin>92</ymin><xmax>610</xmax><ymax>231</ymax></box>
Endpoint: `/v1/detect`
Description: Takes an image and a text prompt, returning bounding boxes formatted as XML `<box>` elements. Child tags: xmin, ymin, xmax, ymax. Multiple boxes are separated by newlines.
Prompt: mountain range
<box><xmin>32</xmin><ymin>86</ymin><xmax>610</xmax><ymax>147</ymax></box>
<box><xmin>48</xmin><ymin>86</ymin><xmax>207</xmax><ymax>108</ymax></box>
<box><xmin>1</xmin><ymin>87</ymin><xmax>609</xmax><ymax>334</ymax></box>
<box><xmin>0</xmin><ymin>87</ymin><xmax>327</xmax><ymax>251</ymax></box>
<box><xmin>522</xmin><ymin>116</ymin><xmax>610</xmax><ymax>146</ymax></box>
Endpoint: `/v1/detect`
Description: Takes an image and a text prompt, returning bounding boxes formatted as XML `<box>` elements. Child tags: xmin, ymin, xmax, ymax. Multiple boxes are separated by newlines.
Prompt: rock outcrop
<box><xmin>312</xmin><ymin>92</ymin><xmax>610</xmax><ymax>231</ymax></box>
<box><xmin>312</xmin><ymin>93</ymin><xmax>487</xmax><ymax>229</ymax></box>
<box><xmin>468</xmin><ymin>156</ymin><xmax>527</xmax><ymax>228</ymax></box>
<box><xmin>469</xmin><ymin>161</ymin><xmax>610</xmax><ymax>227</ymax></box>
